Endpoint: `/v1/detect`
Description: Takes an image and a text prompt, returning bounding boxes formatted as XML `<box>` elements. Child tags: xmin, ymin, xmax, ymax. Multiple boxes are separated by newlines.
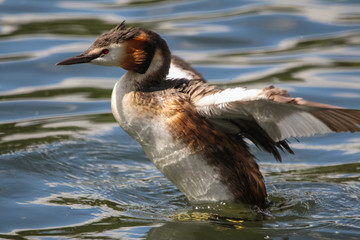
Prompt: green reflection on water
<box><xmin>0</xmin><ymin>87</ymin><xmax>112</xmax><ymax>101</ymax></box>
<box><xmin>0</xmin><ymin>122</ymin><xmax>80</xmax><ymax>154</ymax></box>
<box><xmin>217</xmin><ymin>32</ymin><xmax>360</xmax><ymax>58</ymax></box>
<box><xmin>1</xmin><ymin>216</ymin><xmax>150</xmax><ymax>240</ymax></box>
<box><xmin>0</xmin><ymin>54</ymin><xmax>34</xmax><ymax>63</ymax></box>
<box><xmin>0</xmin><ymin>4</ymin><xmax>302</xmax><ymax>40</ymax></box>
<box><xmin>2</xmin><ymin>19</ymin><xmax>114</xmax><ymax>38</ymax></box>
<box><xmin>217</xmin><ymin>60</ymin><xmax>360</xmax><ymax>87</ymax></box>
<box><xmin>269</xmin><ymin>162</ymin><xmax>360</xmax><ymax>183</ymax></box>
<box><xmin>0</xmin><ymin>19</ymin><xmax>160</xmax><ymax>39</ymax></box>
<box><xmin>0</xmin><ymin>113</ymin><xmax>114</xmax><ymax>155</ymax></box>
<box><xmin>49</xmin><ymin>196</ymin><xmax>126</xmax><ymax>212</ymax></box>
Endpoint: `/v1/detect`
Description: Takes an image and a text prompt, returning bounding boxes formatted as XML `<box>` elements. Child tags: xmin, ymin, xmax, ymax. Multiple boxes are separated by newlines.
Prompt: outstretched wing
<box><xmin>194</xmin><ymin>85</ymin><xmax>360</xmax><ymax>161</ymax></box>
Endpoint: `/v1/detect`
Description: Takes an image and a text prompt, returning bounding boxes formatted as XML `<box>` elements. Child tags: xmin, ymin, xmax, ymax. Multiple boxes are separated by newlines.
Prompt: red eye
<box><xmin>102</xmin><ymin>49</ymin><xmax>109</xmax><ymax>54</ymax></box>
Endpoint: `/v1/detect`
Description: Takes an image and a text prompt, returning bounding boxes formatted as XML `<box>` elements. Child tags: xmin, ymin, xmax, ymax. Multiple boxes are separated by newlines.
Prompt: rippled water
<box><xmin>1</xmin><ymin>0</ymin><xmax>360</xmax><ymax>239</ymax></box>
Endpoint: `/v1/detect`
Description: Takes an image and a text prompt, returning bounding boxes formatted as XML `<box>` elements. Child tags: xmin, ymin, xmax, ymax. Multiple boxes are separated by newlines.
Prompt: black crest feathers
<box><xmin>90</xmin><ymin>21</ymin><xmax>140</xmax><ymax>49</ymax></box>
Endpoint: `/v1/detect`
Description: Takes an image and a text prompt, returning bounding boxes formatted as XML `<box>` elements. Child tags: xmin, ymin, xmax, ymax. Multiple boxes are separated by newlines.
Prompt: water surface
<box><xmin>1</xmin><ymin>0</ymin><xmax>360</xmax><ymax>239</ymax></box>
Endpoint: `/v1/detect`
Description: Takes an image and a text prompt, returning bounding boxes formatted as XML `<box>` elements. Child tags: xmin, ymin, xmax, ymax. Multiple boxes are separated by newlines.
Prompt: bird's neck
<box><xmin>124</xmin><ymin>44</ymin><xmax>171</xmax><ymax>91</ymax></box>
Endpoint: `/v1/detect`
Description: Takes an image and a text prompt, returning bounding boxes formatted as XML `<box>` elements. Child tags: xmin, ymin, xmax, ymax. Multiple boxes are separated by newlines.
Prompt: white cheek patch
<box><xmin>90</xmin><ymin>44</ymin><xmax>125</xmax><ymax>67</ymax></box>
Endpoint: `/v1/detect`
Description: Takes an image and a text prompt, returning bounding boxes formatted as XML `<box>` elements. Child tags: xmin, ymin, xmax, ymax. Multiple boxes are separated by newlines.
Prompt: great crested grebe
<box><xmin>57</xmin><ymin>22</ymin><xmax>360</xmax><ymax>209</ymax></box>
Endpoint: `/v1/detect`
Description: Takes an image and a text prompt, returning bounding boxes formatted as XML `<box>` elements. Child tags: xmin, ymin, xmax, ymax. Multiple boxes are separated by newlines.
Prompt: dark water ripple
<box><xmin>0</xmin><ymin>0</ymin><xmax>360</xmax><ymax>239</ymax></box>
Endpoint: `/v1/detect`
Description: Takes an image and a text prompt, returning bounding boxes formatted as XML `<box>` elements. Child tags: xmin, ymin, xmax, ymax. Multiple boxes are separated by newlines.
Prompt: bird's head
<box><xmin>57</xmin><ymin>22</ymin><xmax>170</xmax><ymax>76</ymax></box>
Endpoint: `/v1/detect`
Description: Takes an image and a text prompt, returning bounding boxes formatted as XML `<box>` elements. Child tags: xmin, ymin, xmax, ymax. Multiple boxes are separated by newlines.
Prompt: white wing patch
<box><xmin>196</xmin><ymin>87</ymin><xmax>263</xmax><ymax>106</ymax></box>
<box><xmin>167</xmin><ymin>63</ymin><xmax>195</xmax><ymax>80</ymax></box>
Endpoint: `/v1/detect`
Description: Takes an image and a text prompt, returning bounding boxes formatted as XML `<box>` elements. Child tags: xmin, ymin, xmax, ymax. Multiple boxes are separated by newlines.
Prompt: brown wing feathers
<box><xmin>263</xmin><ymin>86</ymin><xmax>360</xmax><ymax>133</ymax></box>
<box><xmin>311</xmin><ymin>109</ymin><xmax>360</xmax><ymax>133</ymax></box>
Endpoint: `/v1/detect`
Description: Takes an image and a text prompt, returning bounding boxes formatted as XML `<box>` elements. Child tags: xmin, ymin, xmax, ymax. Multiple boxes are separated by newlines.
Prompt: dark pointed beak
<box><xmin>56</xmin><ymin>53</ymin><xmax>99</xmax><ymax>65</ymax></box>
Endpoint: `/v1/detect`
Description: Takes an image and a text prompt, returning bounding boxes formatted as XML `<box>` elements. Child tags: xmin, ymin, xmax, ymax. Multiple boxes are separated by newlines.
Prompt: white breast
<box><xmin>144</xmin><ymin>141</ymin><xmax>235</xmax><ymax>203</ymax></box>
<box><xmin>111</xmin><ymin>78</ymin><xmax>234</xmax><ymax>203</ymax></box>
